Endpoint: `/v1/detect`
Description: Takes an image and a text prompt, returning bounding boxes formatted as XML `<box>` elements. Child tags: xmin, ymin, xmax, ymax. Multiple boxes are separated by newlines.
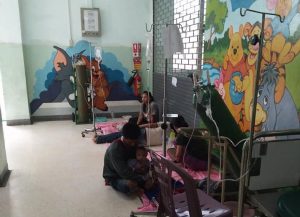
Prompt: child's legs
<box><xmin>175</xmin><ymin>145</ymin><xmax>184</xmax><ymax>162</ymax></box>
<box><xmin>167</xmin><ymin>147</ymin><xmax>176</xmax><ymax>160</ymax></box>
<box><xmin>183</xmin><ymin>154</ymin><xmax>208</xmax><ymax>171</ymax></box>
<box><xmin>95</xmin><ymin>131</ymin><xmax>122</xmax><ymax>144</ymax></box>
<box><xmin>167</xmin><ymin>146</ymin><xmax>183</xmax><ymax>162</ymax></box>
<box><xmin>143</xmin><ymin>176</ymin><xmax>154</xmax><ymax>190</ymax></box>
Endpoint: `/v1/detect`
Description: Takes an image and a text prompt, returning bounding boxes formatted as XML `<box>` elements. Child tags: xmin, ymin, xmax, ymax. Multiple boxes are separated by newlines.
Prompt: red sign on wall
<box><xmin>132</xmin><ymin>43</ymin><xmax>141</xmax><ymax>58</ymax></box>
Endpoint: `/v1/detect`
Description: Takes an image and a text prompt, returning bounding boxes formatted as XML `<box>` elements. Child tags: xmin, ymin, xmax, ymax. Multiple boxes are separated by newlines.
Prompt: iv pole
<box><xmin>81</xmin><ymin>44</ymin><xmax>102</xmax><ymax>137</ymax></box>
<box><xmin>146</xmin><ymin>23</ymin><xmax>183</xmax><ymax>157</ymax></box>
<box><xmin>162</xmin><ymin>58</ymin><xmax>168</xmax><ymax>157</ymax></box>
<box><xmin>237</xmin><ymin>8</ymin><xmax>284</xmax><ymax>217</ymax></box>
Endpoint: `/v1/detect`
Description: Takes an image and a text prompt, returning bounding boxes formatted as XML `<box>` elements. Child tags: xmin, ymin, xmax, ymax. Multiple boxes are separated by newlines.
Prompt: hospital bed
<box><xmin>238</xmin><ymin>129</ymin><xmax>300</xmax><ymax>217</ymax></box>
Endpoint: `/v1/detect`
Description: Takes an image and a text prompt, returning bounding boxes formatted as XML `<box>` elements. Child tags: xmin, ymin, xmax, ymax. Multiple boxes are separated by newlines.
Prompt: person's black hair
<box><xmin>128</xmin><ymin>117</ymin><xmax>139</xmax><ymax>124</ymax></box>
<box><xmin>142</xmin><ymin>91</ymin><xmax>154</xmax><ymax>103</ymax></box>
<box><xmin>122</xmin><ymin>122</ymin><xmax>141</xmax><ymax>140</ymax></box>
<box><xmin>170</xmin><ymin>115</ymin><xmax>189</xmax><ymax>135</ymax></box>
<box><xmin>142</xmin><ymin>91</ymin><xmax>154</xmax><ymax>114</ymax></box>
<box><xmin>136</xmin><ymin>146</ymin><xmax>147</xmax><ymax>152</ymax></box>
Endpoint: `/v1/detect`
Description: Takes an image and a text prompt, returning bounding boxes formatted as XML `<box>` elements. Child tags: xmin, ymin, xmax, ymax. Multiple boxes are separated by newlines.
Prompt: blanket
<box><xmin>95</xmin><ymin>119</ymin><xmax>127</xmax><ymax>135</ymax></box>
<box><xmin>154</xmin><ymin>150</ymin><xmax>221</xmax><ymax>181</ymax></box>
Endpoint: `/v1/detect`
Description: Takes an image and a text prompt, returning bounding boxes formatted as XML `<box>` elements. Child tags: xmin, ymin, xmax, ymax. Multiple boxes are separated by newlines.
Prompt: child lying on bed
<box><xmin>167</xmin><ymin>115</ymin><xmax>209</xmax><ymax>171</ymax></box>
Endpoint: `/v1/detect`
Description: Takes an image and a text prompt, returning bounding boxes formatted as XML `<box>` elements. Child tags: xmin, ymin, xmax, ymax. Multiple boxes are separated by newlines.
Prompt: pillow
<box><xmin>145</xmin><ymin>127</ymin><xmax>163</xmax><ymax>146</ymax></box>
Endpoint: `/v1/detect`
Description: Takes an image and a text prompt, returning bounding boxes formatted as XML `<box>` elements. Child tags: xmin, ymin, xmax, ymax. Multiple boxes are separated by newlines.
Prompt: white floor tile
<box><xmin>0</xmin><ymin>121</ymin><xmax>142</xmax><ymax>217</ymax></box>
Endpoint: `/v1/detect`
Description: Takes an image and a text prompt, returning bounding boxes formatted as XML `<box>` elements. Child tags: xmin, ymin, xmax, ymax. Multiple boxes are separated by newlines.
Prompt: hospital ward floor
<box><xmin>0</xmin><ymin>120</ymin><xmax>152</xmax><ymax>217</ymax></box>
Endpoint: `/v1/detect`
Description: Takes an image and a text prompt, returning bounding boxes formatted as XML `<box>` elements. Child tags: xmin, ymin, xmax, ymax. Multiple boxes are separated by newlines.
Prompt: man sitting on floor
<box><xmin>102</xmin><ymin>122</ymin><xmax>152</xmax><ymax>195</ymax></box>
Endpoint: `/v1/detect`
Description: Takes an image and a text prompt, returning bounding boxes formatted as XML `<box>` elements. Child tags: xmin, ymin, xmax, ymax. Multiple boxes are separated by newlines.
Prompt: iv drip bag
<box><xmin>94</xmin><ymin>46</ymin><xmax>102</xmax><ymax>62</ymax></box>
<box><xmin>145</xmin><ymin>32</ymin><xmax>153</xmax><ymax>62</ymax></box>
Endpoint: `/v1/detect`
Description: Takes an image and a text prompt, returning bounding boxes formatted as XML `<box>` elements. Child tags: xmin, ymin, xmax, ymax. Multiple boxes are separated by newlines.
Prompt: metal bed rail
<box><xmin>237</xmin><ymin>129</ymin><xmax>300</xmax><ymax>217</ymax></box>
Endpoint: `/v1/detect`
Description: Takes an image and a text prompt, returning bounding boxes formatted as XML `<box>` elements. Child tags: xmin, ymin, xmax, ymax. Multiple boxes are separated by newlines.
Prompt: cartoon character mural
<box><xmin>30</xmin><ymin>46</ymin><xmax>75</xmax><ymax>113</ymax></box>
<box><xmin>30</xmin><ymin>40</ymin><xmax>137</xmax><ymax>115</ymax></box>
<box><xmin>221</xmin><ymin>24</ymin><xmax>250</xmax><ymax>131</ymax></box>
<box><xmin>242</xmin><ymin>21</ymin><xmax>273</xmax><ymax>126</ymax></box>
<box><xmin>214</xmin><ymin>72</ymin><xmax>225</xmax><ymax>100</ymax></box>
<box><xmin>261</xmin><ymin>33</ymin><xmax>300</xmax><ymax>103</ymax></box>
<box><xmin>80</xmin><ymin>55</ymin><xmax>110</xmax><ymax>111</ymax></box>
<box><xmin>266</xmin><ymin>0</ymin><xmax>300</xmax><ymax>38</ymax></box>
<box><xmin>255</xmin><ymin>63</ymin><xmax>299</xmax><ymax>132</ymax></box>
<box><xmin>203</xmin><ymin>0</ymin><xmax>300</xmax><ymax>133</ymax></box>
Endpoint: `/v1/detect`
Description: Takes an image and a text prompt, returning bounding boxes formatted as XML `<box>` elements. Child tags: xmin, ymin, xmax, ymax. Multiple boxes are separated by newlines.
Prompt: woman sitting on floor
<box><xmin>94</xmin><ymin>91</ymin><xmax>160</xmax><ymax>144</ymax></box>
<box><xmin>167</xmin><ymin>115</ymin><xmax>209</xmax><ymax>171</ymax></box>
<box><xmin>137</xmin><ymin>91</ymin><xmax>160</xmax><ymax>128</ymax></box>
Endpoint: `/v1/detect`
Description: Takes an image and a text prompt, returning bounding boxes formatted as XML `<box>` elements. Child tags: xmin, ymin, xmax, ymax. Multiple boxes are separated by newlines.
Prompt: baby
<box><xmin>128</xmin><ymin>147</ymin><xmax>150</xmax><ymax>176</ymax></box>
<box><xmin>128</xmin><ymin>146</ymin><xmax>155</xmax><ymax>195</ymax></box>
<box><xmin>129</xmin><ymin>147</ymin><xmax>157</xmax><ymax>211</ymax></box>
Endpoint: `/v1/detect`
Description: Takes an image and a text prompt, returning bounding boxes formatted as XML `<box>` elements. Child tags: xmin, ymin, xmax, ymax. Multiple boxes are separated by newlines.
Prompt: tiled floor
<box><xmin>0</xmin><ymin>120</ymin><xmax>143</xmax><ymax>217</ymax></box>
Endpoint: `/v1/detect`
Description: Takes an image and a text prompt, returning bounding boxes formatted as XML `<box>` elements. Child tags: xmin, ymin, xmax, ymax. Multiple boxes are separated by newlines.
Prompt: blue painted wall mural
<box><xmin>204</xmin><ymin>0</ymin><xmax>300</xmax><ymax>133</ymax></box>
<box><xmin>30</xmin><ymin>40</ymin><xmax>136</xmax><ymax>114</ymax></box>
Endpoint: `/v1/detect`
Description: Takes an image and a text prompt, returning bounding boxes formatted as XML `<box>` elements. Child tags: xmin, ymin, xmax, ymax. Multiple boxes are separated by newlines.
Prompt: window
<box><xmin>153</xmin><ymin>0</ymin><xmax>206</xmax><ymax>76</ymax></box>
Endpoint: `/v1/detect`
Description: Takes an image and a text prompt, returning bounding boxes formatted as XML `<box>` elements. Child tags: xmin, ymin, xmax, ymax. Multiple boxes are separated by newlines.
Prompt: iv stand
<box><xmin>162</xmin><ymin>58</ymin><xmax>168</xmax><ymax>157</ymax></box>
<box><xmin>237</xmin><ymin>8</ymin><xmax>284</xmax><ymax>217</ymax></box>
<box><xmin>81</xmin><ymin>43</ymin><xmax>101</xmax><ymax>137</ymax></box>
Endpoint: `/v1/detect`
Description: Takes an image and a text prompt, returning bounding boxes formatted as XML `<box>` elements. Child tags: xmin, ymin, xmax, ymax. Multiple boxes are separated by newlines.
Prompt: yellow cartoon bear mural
<box><xmin>221</xmin><ymin>25</ymin><xmax>249</xmax><ymax>131</ymax></box>
<box><xmin>204</xmin><ymin>0</ymin><xmax>300</xmax><ymax>133</ymax></box>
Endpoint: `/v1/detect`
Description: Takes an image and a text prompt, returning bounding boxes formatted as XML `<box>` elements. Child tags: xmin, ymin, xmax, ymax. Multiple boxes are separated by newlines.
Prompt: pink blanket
<box><xmin>95</xmin><ymin>120</ymin><xmax>127</xmax><ymax>135</ymax></box>
<box><xmin>154</xmin><ymin>150</ymin><xmax>221</xmax><ymax>181</ymax></box>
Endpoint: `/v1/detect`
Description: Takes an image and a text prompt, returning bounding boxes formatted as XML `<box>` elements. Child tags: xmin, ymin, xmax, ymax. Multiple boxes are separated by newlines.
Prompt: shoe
<box><xmin>137</xmin><ymin>194</ymin><xmax>150</xmax><ymax>209</ymax></box>
<box><xmin>137</xmin><ymin>202</ymin><xmax>157</xmax><ymax>212</ymax></box>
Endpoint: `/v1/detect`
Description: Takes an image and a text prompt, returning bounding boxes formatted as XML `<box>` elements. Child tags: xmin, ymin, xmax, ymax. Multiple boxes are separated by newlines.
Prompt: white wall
<box><xmin>19</xmin><ymin>0</ymin><xmax>153</xmax><ymax>115</ymax></box>
<box><xmin>0</xmin><ymin>0</ymin><xmax>153</xmax><ymax>120</ymax></box>
<box><xmin>0</xmin><ymin>0</ymin><xmax>31</xmax><ymax>123</ymax></box>
<box><xmin>19</xmin><ymin>0</ymin><xmax>152</xmax><ymax>47</ymax></box>
<box><xmin>0</xmin><ymin>108</ymin><xmax>7</xmax><ymax>181</ymax></box>
<box><xmin>0</xmin><ymin>0</ymin><xmax>22</xmax><ymax>43</ymax></box>
<box><xmin>19</xmin><ymin>0</ymin><xmax>71</xmax><ymax>46</ymax></box>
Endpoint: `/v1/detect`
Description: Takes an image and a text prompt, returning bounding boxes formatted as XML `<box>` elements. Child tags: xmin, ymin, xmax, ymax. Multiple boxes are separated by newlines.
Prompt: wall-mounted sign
<box><xmin>81</xmin><ymin>8</ymin><xmax>100</xmax><ymax>37</ymax></box>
